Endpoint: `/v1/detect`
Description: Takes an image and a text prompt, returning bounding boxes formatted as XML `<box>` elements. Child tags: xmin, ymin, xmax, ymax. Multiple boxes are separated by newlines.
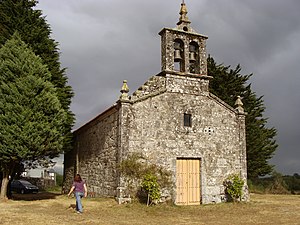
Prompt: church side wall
<box><xmin>64</xmin><ymin>108</ymin><xmax>120</xmax><ymax>197</ymax></box>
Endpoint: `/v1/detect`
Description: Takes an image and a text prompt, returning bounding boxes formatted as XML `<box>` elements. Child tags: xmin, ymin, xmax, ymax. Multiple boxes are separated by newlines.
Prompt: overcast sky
<box><xmin>36</xmin><ymin>0</ymin><xmax>300</xmax><ymax>175</ymax></box>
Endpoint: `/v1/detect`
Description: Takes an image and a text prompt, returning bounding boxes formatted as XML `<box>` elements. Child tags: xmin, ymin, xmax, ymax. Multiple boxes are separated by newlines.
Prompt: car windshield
<box><xmin>19</xmin><ymin>180</ymin><xmax>33</xmax><ymax>185</ymax></box>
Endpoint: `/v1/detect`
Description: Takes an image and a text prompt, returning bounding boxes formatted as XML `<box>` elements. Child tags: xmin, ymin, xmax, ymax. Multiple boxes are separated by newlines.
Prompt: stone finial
<box><xmin>235</xmin><ymin>96</ymin><xmax>244</xmax><ymax>113</ymax></box>
<box><xmin>177</xmin><ymin>1</ymin><xmax>191</xmax><ymax>25</ymax></box>
<box><xmin>120</xmin><ymin>80</ymin><xmax>129</xmax><ymax>100</ymax></box>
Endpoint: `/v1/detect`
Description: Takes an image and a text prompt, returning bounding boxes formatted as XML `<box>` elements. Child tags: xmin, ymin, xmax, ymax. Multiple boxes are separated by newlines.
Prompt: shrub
<box><xmin>248</xmin><ymin>172</ymin><xmax>291</xmax><ymax>194</ymax></box>
<box><xmin>224</xmin><ymin>174</ymin><xmax>244</xmax><ymax>202</ymax></box>
<box><xmin>141</xmin><ymin>173</ymin><xmax>161</xmax><ymax>206</ymax></box>
<box><xmin>266</xmin><ymin>172</ymin><xmax>290</xmax><ymax>194</ymax></box>
<box><xmin>118</xmin><ymin>153</ymin><xmax>171</xmax><ymax>204</ymax></box>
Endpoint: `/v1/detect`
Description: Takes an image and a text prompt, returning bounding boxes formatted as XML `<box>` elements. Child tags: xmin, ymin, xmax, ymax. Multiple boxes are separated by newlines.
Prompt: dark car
<box><xmin>10</xmin><ymin>180</ymin><xmax>39</xmax><ymax>194</ymax></box>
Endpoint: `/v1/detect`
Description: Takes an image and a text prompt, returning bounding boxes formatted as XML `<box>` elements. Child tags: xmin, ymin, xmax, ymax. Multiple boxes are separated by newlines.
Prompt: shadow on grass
<box><xmin>11</xmin><ymin>192</ymin><xmax>61</xmax><ymax>201</ymax></box>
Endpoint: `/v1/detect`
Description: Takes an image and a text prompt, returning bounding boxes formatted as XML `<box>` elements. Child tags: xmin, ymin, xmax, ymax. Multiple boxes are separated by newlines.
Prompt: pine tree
<box><xmin>0</xmin><ymin>33</ymin><xmax>67</xmax><ymax>199</ymax></box>
<box><xmin>0</xmin><ymin>0</ymin><xmax>74</xmax><ymax>153</ymax></box>
<box><xmin>208</xmin><ymin>56</ymin><xmax>278</xmax><ymax>179</ymax></box>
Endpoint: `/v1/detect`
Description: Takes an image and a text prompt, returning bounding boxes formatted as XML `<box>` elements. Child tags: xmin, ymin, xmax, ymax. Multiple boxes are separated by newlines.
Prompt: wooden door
<box><xmin>176</xmin><ymin>159</ymin><xmax>201</xmax><ymax>205</ymax></box>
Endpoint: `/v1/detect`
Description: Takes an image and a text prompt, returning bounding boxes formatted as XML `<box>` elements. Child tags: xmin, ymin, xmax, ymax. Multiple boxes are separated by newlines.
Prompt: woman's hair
<box><xmin>74</xmin><ymin>174</ymin><xmax>82</xmax><ymax>182</ymax></box>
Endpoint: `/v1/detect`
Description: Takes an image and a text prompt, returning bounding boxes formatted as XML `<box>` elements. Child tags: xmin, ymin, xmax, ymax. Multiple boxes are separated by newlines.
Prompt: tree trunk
<box><xmin>0</xmin><ymin>171</ymin><xmax>9</xmax><ymax>200</ymax></box>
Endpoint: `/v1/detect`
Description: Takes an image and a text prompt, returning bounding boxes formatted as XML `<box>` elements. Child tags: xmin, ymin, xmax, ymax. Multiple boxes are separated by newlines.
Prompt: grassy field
<box><xmin>1</xmin><ymin>193</ymin><xmax>300</xmax><ymax>225</ymax></box>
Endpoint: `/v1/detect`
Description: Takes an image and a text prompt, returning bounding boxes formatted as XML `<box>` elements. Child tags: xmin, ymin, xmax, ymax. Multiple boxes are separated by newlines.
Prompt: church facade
<box><xmin>64</xmin><ymin>2</ymin><xmax>248</xmax><ymax>205</ymax></box>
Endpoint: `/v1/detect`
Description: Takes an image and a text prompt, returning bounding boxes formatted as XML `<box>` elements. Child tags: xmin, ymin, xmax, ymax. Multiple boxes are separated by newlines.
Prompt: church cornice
<box><xmin>157</xmin><ymin>70</ymin><xmax>212</xmax><ymax>80</ymax></box>
<box><xmin>158</xmin><ymin>27</ymin><xmax>208</xmax><ymax>39</ymax></box>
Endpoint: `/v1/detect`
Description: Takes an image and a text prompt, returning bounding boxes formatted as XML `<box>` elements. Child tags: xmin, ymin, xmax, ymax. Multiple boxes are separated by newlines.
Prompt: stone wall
<box><xmin>64</xmin><ymin>106</ymin><xmax>120</xmax><ymax>197</ymax></box>
<box><xmin>125</xmin><ymin>73</ymin><xmax>247</xmax><ymax>203</ymax></box>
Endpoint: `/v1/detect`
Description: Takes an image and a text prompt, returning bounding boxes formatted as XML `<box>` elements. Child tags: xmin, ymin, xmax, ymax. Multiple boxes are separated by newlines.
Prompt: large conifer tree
<box><xmin>0</xmin><ymin>0</ymin><xmax>74</xmax><ymax>153</ymax></box>
<box><xmin>0</xmin><ymin>33</ymin><xmax>67</xmax><ymax>199</ymax></box>
<box><xmin>208</xmin><ymin>56</ymin><xmax>278</xmax><ymax>179</ymax></box>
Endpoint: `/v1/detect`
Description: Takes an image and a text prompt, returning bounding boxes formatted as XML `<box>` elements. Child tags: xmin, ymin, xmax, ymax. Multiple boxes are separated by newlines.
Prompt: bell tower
<box><xmin>159</xmin><ymin>1</ymin><xmax>208</xmax><ymax>76</ymax></box>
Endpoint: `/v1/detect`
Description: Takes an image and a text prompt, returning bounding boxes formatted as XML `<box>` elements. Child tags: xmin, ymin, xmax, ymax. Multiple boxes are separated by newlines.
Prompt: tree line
<box><xmin>249</xmin><ymin>173</ymin><xmax>300</xmax><ymax>194</ymax></box>
<box><xmin>0</xmin><ymin>0</ymin><xmax>74</xmax><ymax>199</ymax></box>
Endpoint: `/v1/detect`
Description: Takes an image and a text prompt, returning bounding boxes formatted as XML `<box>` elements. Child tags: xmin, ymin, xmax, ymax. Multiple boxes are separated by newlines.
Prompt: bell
<box><xmin>189</xmin><ymin>52</ymin><xmax>196</xmax><ymax>61</ymax></box>
<box><xmin>174</xmin><ymin>49</ymin><xmax>182</xmax><ymax>61</ymax></box>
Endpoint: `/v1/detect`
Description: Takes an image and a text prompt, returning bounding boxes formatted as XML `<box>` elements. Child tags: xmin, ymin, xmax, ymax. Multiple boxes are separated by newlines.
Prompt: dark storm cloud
<box><xmin>38</xmin><ymin>0</ymin><xmax>299</xmax><ymax>175</ymax></box>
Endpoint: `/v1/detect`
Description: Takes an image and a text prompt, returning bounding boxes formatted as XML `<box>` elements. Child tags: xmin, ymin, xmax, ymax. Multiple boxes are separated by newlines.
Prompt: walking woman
<box><xmin>68</xmin><ymin>174</ymin><xmax>88</xmax><ymax>214</ymax></box>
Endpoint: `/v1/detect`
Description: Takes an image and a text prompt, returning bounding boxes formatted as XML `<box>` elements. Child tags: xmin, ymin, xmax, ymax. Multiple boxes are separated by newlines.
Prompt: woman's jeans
<box><xmin>75</xmin><ymin>192</ymin><xmax>84</xmax><ymax>212</ymax></box>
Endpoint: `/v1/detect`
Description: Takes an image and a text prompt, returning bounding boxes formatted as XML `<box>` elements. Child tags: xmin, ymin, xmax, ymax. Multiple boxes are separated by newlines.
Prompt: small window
<box><xmin>184</xmin><ymin>113</ymin><xmax>192</xmax><ymax>127</ymax></box>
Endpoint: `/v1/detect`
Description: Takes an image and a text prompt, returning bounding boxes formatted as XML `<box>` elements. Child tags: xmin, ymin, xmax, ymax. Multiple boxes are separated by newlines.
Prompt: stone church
<box><xmin>64</xmin><ymin>2</ymin><xmax>248</xmax><ymax>205</ymax></box>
